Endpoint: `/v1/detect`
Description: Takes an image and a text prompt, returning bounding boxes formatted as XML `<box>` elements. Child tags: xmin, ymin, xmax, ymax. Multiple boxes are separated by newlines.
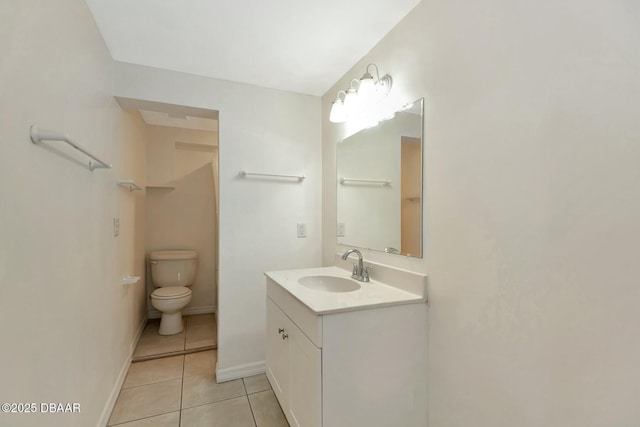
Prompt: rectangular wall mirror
<box><xmin>336</xmin><ymin>98</ymin><xmax>424</xmax><ymax>257</ymax></box>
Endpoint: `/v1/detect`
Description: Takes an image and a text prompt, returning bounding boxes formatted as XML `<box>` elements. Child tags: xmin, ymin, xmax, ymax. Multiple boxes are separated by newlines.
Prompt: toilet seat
<box><xmin>152</xmin><ymin>287</ymin><xmax>191</xmax><ymax>299</ymax></box>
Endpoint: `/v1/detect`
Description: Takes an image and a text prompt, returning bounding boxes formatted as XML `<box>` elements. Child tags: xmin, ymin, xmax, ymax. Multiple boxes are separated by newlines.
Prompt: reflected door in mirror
<box><xmin>401</xmin><ymin>136</ymin><xmax>421</xmax><ymax>256</ymax></box>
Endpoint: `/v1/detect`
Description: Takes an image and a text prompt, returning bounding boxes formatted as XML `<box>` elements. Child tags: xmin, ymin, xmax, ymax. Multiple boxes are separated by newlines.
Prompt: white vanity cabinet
<box><xmin>265</xmin><ymin>271</ymin><xmax>428</xmax><ymax>427</ymax></box>
<box><xmin>267</xmin><ymin>298</ymin><xmax>321</xmax><ymax>427</ymax></box>
<box><xmin>266</xmin><ymin>298</ymin><xmax>292</xmax><ymax>409</ymax></box>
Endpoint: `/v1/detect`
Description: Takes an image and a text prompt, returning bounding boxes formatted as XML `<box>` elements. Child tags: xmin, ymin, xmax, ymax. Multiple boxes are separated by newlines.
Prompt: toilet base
<box><xmin>158</xmin><ymin>312</ymin><xmax>184</xmax><ymax>335</ymax></box>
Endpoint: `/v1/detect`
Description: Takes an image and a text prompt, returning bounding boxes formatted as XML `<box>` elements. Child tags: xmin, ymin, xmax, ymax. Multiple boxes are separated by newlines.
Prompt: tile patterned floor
<box><xmin>108</xmin><ymin>350</ymin><xmax>289</xmax><ymax>427</ymax></box>
<box><xmin>133</xmin><ymin>314</ymin><xmax>217</xmax><ymax>360</ymax></box>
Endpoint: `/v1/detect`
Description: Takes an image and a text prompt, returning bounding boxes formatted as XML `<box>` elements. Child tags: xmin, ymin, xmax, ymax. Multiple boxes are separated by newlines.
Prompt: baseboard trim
<box><xmin>184</xmin><ymin>305</ymin><xmax>216</xmax><ymax>316</ymax></box>
<box><xmin>216</xmin><ymin>360</ymin><xmax>266</xmax><ymax>383</ymax></box>
<box><xmin>96</xmin><ymin>357</ymin><xmax>130</xmax><ymax>427</ymax></box>
<box><xmin>97</xmin><ymin>315</ymin><xmax>147</xmax><ymax>427</ymax></box>
<box><xmin>148</xmin><ymin>305</ymin><xmax>216</xmax><ymax>319</ymax></box>
<box><xmin>130</xmin><ymin>315</ymin><xmax>148</xmax><ymax>355</ymax></box>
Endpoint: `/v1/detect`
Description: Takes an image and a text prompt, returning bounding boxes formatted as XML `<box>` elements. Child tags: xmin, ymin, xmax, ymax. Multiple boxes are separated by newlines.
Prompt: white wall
<box><xmin>0</xmin><ymin>1</ymin><xmax>147</xmax><ymax>426</ymax></box>
<box><xmin>145</xmin><ymin>125</ymin><xmax>218</xmax><ymax>315</ymax></box>
<box><xmin>113</xmin><ymin>63</ymin><xmax>322</xmax><ymax>375</ymax></box>
<box><xmin>323</xmin><ymin>0</ymin><xmax>640</xmax><ymax>425</ymax></box>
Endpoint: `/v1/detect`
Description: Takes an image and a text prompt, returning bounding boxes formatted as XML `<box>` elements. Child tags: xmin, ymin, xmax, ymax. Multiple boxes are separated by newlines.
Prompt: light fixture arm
<box><xmin>366</xmin><ymin>63</ymin><xmax>392</xmax><ymax>95</ymax></box>
<box><xmin>364</xmin><ymin>63</ymin><xmax>381</xmax><ymax>81</ymax></box>
<box><xmin>378</xmin><ymin>73</ymin><xmax>392</xmax><ymax>94</ymax></box>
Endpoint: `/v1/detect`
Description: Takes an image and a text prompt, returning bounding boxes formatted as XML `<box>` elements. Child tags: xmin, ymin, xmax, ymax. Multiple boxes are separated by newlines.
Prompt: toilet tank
<box><xmin>149</xmin><ymin>250</ymin><xmax>198</xmax><ymax>287</ymax></box>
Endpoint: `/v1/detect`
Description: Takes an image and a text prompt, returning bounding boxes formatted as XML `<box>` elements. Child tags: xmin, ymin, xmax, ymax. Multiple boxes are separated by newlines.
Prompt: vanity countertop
<box><xmin>265</xmin><ymin>265</ymin><xmax>427</xmax><ymax>315</ymax></box>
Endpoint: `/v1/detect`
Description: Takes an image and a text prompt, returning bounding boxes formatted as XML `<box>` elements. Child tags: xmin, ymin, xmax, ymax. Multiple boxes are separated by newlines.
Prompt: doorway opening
<box><xmin>117</xmin><ymin>97</ymin><xmax>220</xmax><ymax>361</ymax></box>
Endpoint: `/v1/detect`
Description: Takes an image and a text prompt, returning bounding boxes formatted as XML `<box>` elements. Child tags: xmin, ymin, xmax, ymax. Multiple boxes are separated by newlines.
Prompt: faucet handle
<box><xmin>363</xmin><ymin>266</ymin><xmax>372</xmax><ymax>282</ymax></box>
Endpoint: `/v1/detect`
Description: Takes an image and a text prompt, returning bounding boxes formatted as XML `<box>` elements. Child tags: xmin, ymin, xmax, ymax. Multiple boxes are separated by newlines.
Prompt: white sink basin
<box><xmin>298</xmin><ymin>275</ymin><xmax>361</xmax><ymax>293</ymax></box>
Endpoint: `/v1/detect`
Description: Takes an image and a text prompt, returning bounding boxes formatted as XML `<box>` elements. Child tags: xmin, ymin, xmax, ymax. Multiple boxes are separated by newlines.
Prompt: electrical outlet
<box><xmin>337</xmin><ymin>223</ymin><xmax>345</xmax><ymax>237</ymax></box>
<box><xmin>113</xmin><ymin>217</ymin><xmax>120</xmax><ymax>237</ymax></box>
<box><xmin>297</xmin><ymin>223</ymin><xmax>307</xmax><ymax>238</ymax></box>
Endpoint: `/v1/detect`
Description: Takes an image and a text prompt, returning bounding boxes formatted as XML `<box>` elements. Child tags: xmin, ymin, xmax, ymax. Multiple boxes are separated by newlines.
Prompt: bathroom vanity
<box><xmin>265</xmin><ymin>260</ymin><xmax>428</xmax><ymax>427</ymax></box>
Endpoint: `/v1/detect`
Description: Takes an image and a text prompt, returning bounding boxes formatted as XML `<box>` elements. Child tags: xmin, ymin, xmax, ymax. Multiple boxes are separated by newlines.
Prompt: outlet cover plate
<box><xmin>297</xmin><ymin>223</ymin><xmax>307</xmax><ymax>238</ymax></box>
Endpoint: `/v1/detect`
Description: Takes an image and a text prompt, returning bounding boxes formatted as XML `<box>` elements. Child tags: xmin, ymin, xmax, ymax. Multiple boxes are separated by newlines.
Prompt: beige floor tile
<box><xmin>243</xmin><ymin>374</ymin><xmax>271</xmax><ymax>394</ymax></box>
<box><xmin>182</xmin><ymin>350</ymin><xmax>246</xmax><ymax>408</ymax></box>
<box><xmin>180</xmin><ymin>396</ymin><xmax>255</xmax><ymax>427</ymax></box>
<box><xmin>182</xmin><ymin>349</ymin><xmax>244</xmax><ymax>408</ymax></box>
<box><xmin>123</xmin><ymin>356</ymin><xmax>184</xmax><ymax>389</ymax></box>
<box><xmin>109</xmin><ymin>411</ymin><xmax>180</xmax><ymax>427</ymax></box>
<box><xmin>186</xmin><ymin>313</ymin><xmax>216</xmax><ymax>327</ymax></box>
<box><xmin>141</xmin><ymin>319</ymin><xmax>161</xmax><ymax>334</ymax></box>
<box><xmin>108</xmin><ymin>379</ymin><xmax>182</xmax><ymax>425</ymax></box>
<box><xmin>248</xmin><ymin>390</ymin><xmax>289</xmax><ymax>427</ymax></box>
<box><xmin>182</xmin><ymin>375</ymin><xmax>246</xmax><ymax>409</ymax></box>
<box><xmin>185</xmin><ymin>323</ymin><xmax>217</xmax><ymax>349</ymax></box>
<box><xmin>133</xmin><ymin>320</ymin><xmax>186</xmax><ymax>358</ymax></box>
<box><xmin>183</xmin><ymin>350</ymin><xmax>217</xmax><ymax>377</ymax></box>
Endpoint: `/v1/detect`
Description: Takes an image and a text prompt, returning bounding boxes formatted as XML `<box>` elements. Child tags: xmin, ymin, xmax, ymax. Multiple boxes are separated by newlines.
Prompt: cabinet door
<box><xmin>288</xmin><ymin>324</ymin><xmax>322</xmax><ymax>427</ymax></box>
<box><xmin>266</xmin><ymin>298</ymin><xmax>290</xmax><ymax>410</ymax></box>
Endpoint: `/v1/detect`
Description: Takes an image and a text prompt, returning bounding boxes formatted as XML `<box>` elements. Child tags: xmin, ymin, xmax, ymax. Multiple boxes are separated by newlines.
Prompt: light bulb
<box><xmin>358</xmin><ymin>72</ymin><xmax>376</xmax><ymax>101</ymax></box>
<box><xmin>343</xmin><ymin>86</ymin><xmax>359</xmax><ymax>113</ymax></box>
<box><xmin>329</xmin><ymin>98</ymin><xmax>346</xmax><ymax>123</ymax></box>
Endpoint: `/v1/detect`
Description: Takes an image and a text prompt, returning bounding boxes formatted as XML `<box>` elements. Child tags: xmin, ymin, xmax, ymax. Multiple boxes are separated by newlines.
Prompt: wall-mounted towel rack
<box><xmin>339</xmin><ymin>177</ymin><xmax>391</xmax><ymax>185</ymax></box>
<box><xmin>30</xmin><ymin>125</ymin><xmax>112</xmax><ymax>171</ymax></box>
<box><xmin>239</xmin><ymin>170</ymin><xmax>306</xmax><ymax>181</ymax></box>
<box><xmin>117</xmin><ymin>179</ymin><xmax>143</xmax><ymax>192</ymax></box>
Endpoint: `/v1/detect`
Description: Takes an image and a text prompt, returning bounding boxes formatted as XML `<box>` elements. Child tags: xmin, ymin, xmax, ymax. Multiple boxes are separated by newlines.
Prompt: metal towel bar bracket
<box><xmin>117</xmin><ymin>179</ymin><xmax>143</xmax><ymax>192</ymax></box>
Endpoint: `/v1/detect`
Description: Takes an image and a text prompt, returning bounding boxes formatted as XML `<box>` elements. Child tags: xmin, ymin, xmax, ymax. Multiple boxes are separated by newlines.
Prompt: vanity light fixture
<box><xmin>329</xmin><ymin>63</ymin><xmax>393</xmax><ymax>124</ymax></box>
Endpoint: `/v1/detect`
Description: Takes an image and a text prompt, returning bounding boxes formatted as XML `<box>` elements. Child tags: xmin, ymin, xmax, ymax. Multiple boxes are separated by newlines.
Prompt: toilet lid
<box><xmin>152</xmin><ymin>287</ymin><xmax>191</xmax><ymax>299</ymax></box>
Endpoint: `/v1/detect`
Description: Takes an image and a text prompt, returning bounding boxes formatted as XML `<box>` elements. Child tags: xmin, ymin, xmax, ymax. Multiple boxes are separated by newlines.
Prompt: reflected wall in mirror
<box><xmin>337</xmin><ymin>99</ymin><xmax>423</xmax><ymax>257</ymax></box>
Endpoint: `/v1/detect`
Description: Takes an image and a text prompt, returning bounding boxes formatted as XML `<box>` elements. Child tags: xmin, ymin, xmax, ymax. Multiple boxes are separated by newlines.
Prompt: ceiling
<box><xmin>85</xmin><ymin>0</ymin><xmax>421</xmax><ymax>96</ymax></box>
<box><xmin>114</xmin><ymin>96</ymin><xmax>219</xmax><ymax>130</ymax></box>
<box><xmin>139</xmin><ymin>110</ymin><xmax>218</xmax><ymax>132</ymax></box>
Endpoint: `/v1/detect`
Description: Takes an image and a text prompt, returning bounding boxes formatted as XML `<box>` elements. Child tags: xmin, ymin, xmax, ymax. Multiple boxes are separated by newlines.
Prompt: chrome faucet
<box><xmin>341</xmin><ymin>248</ymin><xmax>370</xmax><ymax>282</ymax></box>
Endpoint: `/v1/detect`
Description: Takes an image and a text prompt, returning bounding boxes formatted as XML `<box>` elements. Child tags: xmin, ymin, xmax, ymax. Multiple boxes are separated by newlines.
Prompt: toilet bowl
<box><xmin>149</xmin><ymin>250</ymin><xmax>198</xmax><ymax>335</ymax></box>
<box><xmin>151</xmin><ymin>287</ymin><xmax>192</xmax><ymax>335</ymax></box>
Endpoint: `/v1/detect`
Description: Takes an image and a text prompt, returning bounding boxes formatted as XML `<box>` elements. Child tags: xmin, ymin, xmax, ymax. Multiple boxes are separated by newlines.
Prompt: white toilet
<box><xmin>149</xmin><ymin>250</ymin><xmax>198</xmax><ymax>335</ymax></box>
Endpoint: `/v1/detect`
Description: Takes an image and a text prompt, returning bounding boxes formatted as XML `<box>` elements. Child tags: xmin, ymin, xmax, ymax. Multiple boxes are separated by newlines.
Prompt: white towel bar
<box><xmin>339</xmin><ymin>177</ymin><xmax>391</xmax><ymax>185</ymax></box>
<box><xmin>30</xmin><ymin>125</ymin><xmax>112</xmax><ymax>171</ymax></box>
<box><xmin>240</xmin><ymin>170</ymin><xmax>306</xmax><ymax>181</ymax></box>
